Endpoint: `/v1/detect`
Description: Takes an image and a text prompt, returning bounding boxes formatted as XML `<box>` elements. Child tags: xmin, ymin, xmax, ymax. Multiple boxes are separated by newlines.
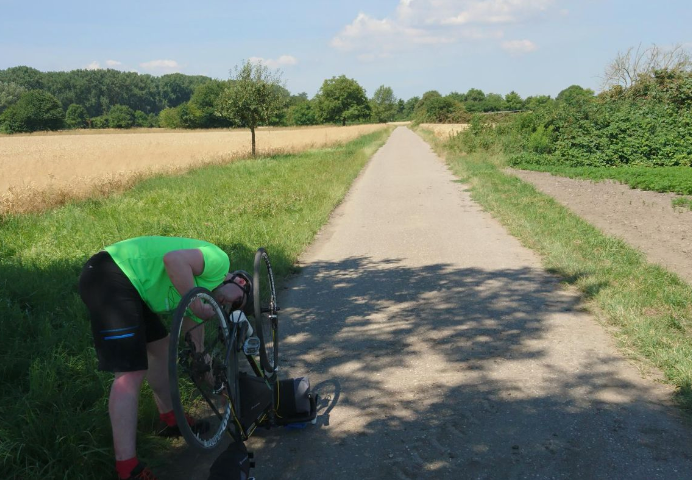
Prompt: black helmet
<box><xmin>221</xmin><ymin>270</ymin><xmax>254</xmax><ymax>317</ymax></box>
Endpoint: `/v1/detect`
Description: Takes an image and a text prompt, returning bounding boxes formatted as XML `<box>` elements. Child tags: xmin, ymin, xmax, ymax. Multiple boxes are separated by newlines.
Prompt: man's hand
<box><xmin>190</xmin><ymin>298</ymin><xmax>216</xmax><ymax>320</ymax></box>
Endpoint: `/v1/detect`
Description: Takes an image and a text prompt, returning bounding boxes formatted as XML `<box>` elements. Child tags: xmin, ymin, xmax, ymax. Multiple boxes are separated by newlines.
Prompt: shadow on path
<box><xmin>161</xmin><ymin>255</ymin><xmax>692</xmax><ymax>480</ymax></box>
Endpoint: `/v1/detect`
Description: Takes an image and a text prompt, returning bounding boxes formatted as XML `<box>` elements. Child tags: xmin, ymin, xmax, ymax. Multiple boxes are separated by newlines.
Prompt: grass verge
<box><xmin>0</xmin><ymin>128</ymin><xmax>391</xmax><ymax>480</ymax></box>
<box><xmin>417</xmin><ymin>127</ymin><xmax>692</xmax><ymax>410</ymax></box>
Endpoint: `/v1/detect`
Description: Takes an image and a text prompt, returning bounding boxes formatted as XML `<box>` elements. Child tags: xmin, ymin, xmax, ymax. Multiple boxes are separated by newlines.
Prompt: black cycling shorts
<box><xmin>79</xmin><ymin>251</ymin><xmax>168</xmax><ymax>372</ymax></box>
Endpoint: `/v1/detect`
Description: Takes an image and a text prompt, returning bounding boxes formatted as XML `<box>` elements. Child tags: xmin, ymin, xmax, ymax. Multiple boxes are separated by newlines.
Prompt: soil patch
<box><xmin>508</xmin><ymin>169</ymin><xmax>692</xmax><ymax>285</ymax></box>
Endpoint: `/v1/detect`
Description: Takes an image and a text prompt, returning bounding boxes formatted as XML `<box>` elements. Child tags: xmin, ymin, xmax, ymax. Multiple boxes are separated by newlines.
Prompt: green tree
<box><xmin>0</xmin><ymin>89</ymin><xmax>63</xmax><ymax>133</ymax></box>
<box><xmin>216</xmin><ymin>60</ymin><xmax>287</xmax><ymax>156</ymax></box>
<box><xmin>418</xmin><ymin>96</ymin><xmax>463</xmax><ymax>123</ymax></box>
<box><xmin>189</xmin><ymin>80</ymin><xmax>232</xmax><ymax>128</ymax></box>
<box><xmin>0</xmin><ymin>82</ymin><xmax>27</xmax><ymax>114</ymax></box>
<box><xmin>0</xmin><ymin>66</ymin><xmax>45</xmax><ymax>90</ymax></box>
<box><xmin>402</xmin><ymin>96</ymin><xmax>419</xmax><ymax>119</ymax></box>
<box><xmin>464</xmin><ymin>88</ymin><xmax>486</xmax><ymax>112</ymax></box>
<box><xmin>108</xmin><ymin>104</ymin><xmax>135</xmax><ymax>128</ymax></box>
<box><xmin>176</xmin><ymin>102</ymin><xmax>202</xmax><ymax>129</ymax></box>
<box><xmin>65</xmin><ymin>103</ymin><xmax>89</xmax><ymax>129</ymax></box>
<box><xmin>446</xmin><ymin>91</ymin><xmax>467</xmax><ymax>103</ymax></box>
<box><xmin>415</xmin><ymin>90</ymin><xmax>442</xmax><ymax>113</ymax></box>
<box><xmin>524</xmin><ymin>95</ymin><xmax>554</xmax><ymax>111</ymax></box>
<box><xmin>483</xmin><ymin>93</ymin><xmax>505</xmax><ymax>112</ymax></box>
<box><xmin>313</xmin><ymin>75</ymin><xmax>371</xmax><ymax>126</ymax></box>
<box><xmin>287</xmin><ymin>101</ymin><xmax>317</xmax><ymax>125</ymax></box>
<box><xmin>556</xmin><ymin>85</ymin><xmax>595</xmax><ymax>105</ymax></box>
<box><xmin>370</xmin><ymin>85</ymin><xmax>398</xmax><ymax>123</ymax></box>
<box><xmin>159</xmin><ymin>73</ymin><xmax>207</xmax><ymax>108</ymax></box>
<box><xmin>504</xmin><ymin>91</ymin><xmax>524</xmax><ymax>111</ymax></box>
<box><xmin>158</xmin><ymin>107</ymin><xmax>181</xmax><ymax>128</ymax></box>
<box><xmin>396</xmin><ymin>99</ymin><xmax>406</xmax><ymax>118</ymax></box>
<box><xmin>134</xmin><ymin>110</ymin><xmax>149</xmax><ymax>127</ymax></box>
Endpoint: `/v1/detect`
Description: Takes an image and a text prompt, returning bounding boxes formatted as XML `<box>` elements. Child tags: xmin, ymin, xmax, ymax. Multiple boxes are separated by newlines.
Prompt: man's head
<box><xmin>213</xmin><ymin>270</ymin><xmax>253</xmax><ymax>316</ymax></box>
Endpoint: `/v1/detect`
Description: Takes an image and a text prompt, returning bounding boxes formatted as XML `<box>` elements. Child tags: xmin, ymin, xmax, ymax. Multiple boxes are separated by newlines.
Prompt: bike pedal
<box><xmin>243</xmin><ymin>336</ymin><xmax>260</xmax><ymax>355</ymax></box>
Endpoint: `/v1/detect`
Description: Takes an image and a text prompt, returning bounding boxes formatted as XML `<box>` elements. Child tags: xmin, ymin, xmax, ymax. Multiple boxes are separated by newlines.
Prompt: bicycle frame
<box><xmin>196</xmin><ymin>310</ymin><xmax>276</xmax><ymax>444</ymax></box>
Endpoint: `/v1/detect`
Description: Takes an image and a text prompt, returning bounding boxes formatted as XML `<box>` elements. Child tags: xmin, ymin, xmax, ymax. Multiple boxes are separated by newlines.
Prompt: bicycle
<box><xmin>168</xmin><ymin>247</ymin><xmax>280</xmax><ymax>452</ymax></box>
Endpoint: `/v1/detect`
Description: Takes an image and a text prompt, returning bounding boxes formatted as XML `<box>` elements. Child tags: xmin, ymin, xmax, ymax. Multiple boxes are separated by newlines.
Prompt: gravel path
<box><xmin>161</xmin><ymin>127</ymin><xmax>692</xmax><ymax>480</ymax></box>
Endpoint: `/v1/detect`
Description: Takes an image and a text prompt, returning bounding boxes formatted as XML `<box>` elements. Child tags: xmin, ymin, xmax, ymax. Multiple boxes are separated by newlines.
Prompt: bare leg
<box><xmin>110</xmin><ymin>370</ymin><xmax>147</xmax><ymax>461</ymax></box>
<box><xmin>146</xmin><ymin>335</ymin><xmax>173</xmax><ymax>414</ymax></box>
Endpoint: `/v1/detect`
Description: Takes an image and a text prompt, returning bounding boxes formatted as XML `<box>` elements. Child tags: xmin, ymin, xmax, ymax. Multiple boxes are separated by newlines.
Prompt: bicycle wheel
<box><xmin>253</xmin><ymin>248</ymin><xmax>279</xmax><ymax>380</ymax></box>
<box><xmin>169</xmin><ymin>287</ymin><xmax>241</xmax><ymax>451</ymax></box>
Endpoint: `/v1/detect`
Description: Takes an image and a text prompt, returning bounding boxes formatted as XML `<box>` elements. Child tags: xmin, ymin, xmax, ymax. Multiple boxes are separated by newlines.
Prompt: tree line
<box><xmin>1</xmin><ymin>62</ymin><xmax>548</xmax><ymax>135</ymax></box>
<box><xmin>452</xmin><ymin>44</ymin><xmax>692</xmax><ymax>169</ymax></box>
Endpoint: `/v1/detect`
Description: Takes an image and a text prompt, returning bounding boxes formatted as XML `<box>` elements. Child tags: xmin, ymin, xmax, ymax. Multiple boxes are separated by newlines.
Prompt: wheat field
<box><xmin>0</xmin><ymin>124</ymin><xmax>387</xmax><ymax>214</ymax></box>
<box><xmin>418</xmin><ymin>123</ymin><xmax>469</xmax><ymax>139</ymax></box>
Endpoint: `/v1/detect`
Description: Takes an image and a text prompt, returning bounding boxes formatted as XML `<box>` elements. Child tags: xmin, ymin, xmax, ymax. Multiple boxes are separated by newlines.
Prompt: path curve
<box><xmin>164</xmin><ymin>127</ymin><xmax>692</xmax><ymax>480</ymax></box>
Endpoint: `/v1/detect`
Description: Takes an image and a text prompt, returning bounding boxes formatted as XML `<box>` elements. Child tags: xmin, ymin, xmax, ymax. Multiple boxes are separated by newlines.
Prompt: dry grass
<box><xmin>0</xmin><ymin>124</ymin><xmax>387</xmax><ymax>215</ymax></box>
<box><xmin>418</xmin><ymin>123</ymin><xmax>469</xmax><ymax>139</ymax></box>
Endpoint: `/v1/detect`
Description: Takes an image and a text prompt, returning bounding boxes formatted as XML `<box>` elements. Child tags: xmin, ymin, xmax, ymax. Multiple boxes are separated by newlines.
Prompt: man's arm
<box><xmin>163</xmin><ymin>249</ymin><xmax>215</xmax><ymax>320</ymax></box>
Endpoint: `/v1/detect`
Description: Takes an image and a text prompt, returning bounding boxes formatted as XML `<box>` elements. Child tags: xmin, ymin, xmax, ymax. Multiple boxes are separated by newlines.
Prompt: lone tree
<box><xmin>314</xmin><ymin>75</ymin><xmax>370</xmax><ymax>126</ymax></box>
<box><xmin>216</xmin><ymin>61</ymin><xmax>286</xmax><ymax>156</ymax></box>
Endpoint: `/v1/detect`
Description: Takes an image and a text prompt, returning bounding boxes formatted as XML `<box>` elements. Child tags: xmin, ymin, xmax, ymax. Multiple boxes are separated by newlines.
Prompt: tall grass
<box><xmin>0</xmin><ymin>128</ymin><xmax>391</xmax><ymax>480</ymax></box>
<box><xmin>417</xmin><ymin>127</ymin><xmax>692</xmax><ymax>410</ymax></box>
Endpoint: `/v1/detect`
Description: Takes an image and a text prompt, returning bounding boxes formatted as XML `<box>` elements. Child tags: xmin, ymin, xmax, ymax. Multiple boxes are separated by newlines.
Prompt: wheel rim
<box><xmin>253</xmin><ymin>248</ymin><xmax>278</xmax><ymax>376</ymax></box>
<box><xmin>169</xmin><ymin>288</ymin><xmax>239</xmax><ymax>451</ymax></box>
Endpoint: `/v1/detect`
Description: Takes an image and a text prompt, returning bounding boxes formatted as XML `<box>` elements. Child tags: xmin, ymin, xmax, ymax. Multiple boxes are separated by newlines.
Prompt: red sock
<box><xmin>116</xmin><ymin>457</ymin><xmax>139</xmax><ymax>479</ymax></box>
<box><xmin>159</xmin><ymin>410</ymin><xmax>176</xmax><ymax>427</ymax></box>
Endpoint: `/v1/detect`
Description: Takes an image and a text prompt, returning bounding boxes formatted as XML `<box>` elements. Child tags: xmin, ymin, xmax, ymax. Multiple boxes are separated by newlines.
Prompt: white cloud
<box><xmin>85</xmin><ymin>61</ymin><xmax>101</xmax><ymax>70</ymax></box>
<box><xmin>440</xmin><ymin>0</ymin><xmax>554</xmax><ymax>25</ymax></box>
<box><xmin>249</xmin><ymin>55</ymin><xmax>298</xmax><ymax>69</ymax></box>
<box><xmin>501</xmin><ymin>39</ymin><xmax>538</xmax><ymax>54</ymax></box>
<box><xmin>139</xmin><ymin>59</ymin><xmax>181</xmax><ymax>72</ymax></box>
<box><xmin>105</xmin><ymin>60</ymin><xmax>122</xmax><ymax>67</ymax></box>
<box><xmin>331</xmin><ymin>12</ymin><xmax>454</xmax><ymax>56</ymax></box>
<box><xmin>332</xmin><ymin>0</ymin><xmax>555</xmax><ymax>60</ymax></box>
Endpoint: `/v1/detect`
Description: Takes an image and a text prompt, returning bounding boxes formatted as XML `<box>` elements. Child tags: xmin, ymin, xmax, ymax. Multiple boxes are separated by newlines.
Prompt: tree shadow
<box><xmin>159</xmin><ymin>255</ymin><xmax>692</xmax><ymax>480</ymax></box>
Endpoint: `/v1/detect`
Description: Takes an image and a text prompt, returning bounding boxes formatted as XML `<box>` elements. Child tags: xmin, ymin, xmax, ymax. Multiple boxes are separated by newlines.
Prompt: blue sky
<box><xmin>1</xmin><ymin>0</ymin><xmax>690</xmax><ymax>100</ymax></box>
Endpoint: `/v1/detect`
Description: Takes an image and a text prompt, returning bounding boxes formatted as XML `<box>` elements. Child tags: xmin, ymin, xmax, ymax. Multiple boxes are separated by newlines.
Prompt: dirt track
<box><xmin>508</xmin><ymin>169</ymin><xmax>692</xmax><ymax>286</ymax></box>
<box><xmin>162</xmin><ymin>127</ymin><xmax>692</xmax><ymax>479</ymax></box>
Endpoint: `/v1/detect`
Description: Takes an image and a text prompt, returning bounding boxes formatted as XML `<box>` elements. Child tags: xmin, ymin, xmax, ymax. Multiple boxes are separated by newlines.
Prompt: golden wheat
<box><xmin>0</xmin><ymin>124</ymin><xmax>387</xmax><ymax>214</ymax></box>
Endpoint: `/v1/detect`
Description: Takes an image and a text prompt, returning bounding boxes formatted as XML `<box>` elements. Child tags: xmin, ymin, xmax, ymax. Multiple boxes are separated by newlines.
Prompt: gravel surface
<box><xmin>160</xmin><ymin>128</ymin><xmax>692</xmax><ymax>480</ymax></box>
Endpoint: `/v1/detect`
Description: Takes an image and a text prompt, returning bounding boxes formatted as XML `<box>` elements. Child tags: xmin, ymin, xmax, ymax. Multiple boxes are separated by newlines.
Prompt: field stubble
<box><xmin>0</xmin><ymin>124</ymin><xmax>386</xmax><ymax>214</ymax></box>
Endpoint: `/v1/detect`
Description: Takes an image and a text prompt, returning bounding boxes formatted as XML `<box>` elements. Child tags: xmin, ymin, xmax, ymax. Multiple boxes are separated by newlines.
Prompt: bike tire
<box><xmin>253</xmin><ymin>248</ymin><xmax>279</xmax><ymax>380</ymax></box>
<box><xmin>169</xmin><ymin>287</ymin><xmax>241</xmax><ymax>451</ymax></box>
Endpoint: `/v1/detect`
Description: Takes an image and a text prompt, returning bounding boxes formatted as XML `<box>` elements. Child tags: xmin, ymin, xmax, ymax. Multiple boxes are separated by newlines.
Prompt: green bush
<box><xmin>189</xmin><ymin>80</ymin><xmax>231</xmax><ymax>128</ymax></box>
<box><xmin>65</xmin><ymin>104</ymin><xmax>89</xmax><ymax>129</ymax></box>
<box><xmin>287</xmin><ymin>102</ymin><xmax>317</xmax><ymax>125</ymax></box>
<box><xmin>134</xmin><ymin>110</ymin><xmax>149</xmax><ymax>127</ymax></box>
<box><xmin>176</xmin><ymin>102</ymin><xmax>201</xmax><ymax>129</ymax></box>
<box><xmin>0</xmin><ymin>89</ymin><xmax>64</xmax><ymax>133</ymax></box>
<box><xmin>527</xmin><ymin>125</ymin><xmax>554</xmax><ymax>154</ymax></box>
<box><xmin>90</xmin><ymin>115</ymin><xmax>109</xmax><ymax>129</ymax></box>
<box><xmin>108</xmin><ymin>105</ymin><xmax>135</xmax><ymax>128</ymax></box>
<box><xmin>158</xmin><ymin>107</ymin><xmax>180</xmax><ymax>128</ymax></box>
